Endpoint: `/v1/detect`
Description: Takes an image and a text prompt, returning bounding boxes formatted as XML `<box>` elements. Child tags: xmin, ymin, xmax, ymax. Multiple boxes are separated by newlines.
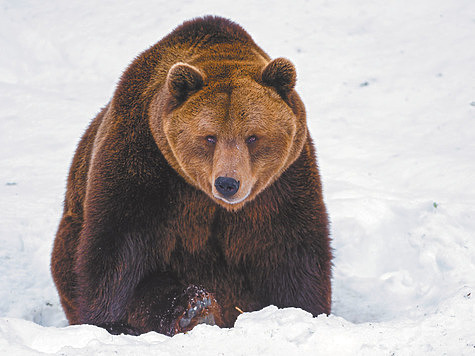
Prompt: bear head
<box><xmin>149</xmin><ymin>57</ymin><xmax>307</xmax><ymax>211</ymax></box>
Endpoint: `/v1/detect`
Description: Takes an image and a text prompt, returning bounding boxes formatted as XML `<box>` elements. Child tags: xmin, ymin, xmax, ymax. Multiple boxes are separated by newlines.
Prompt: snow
<box><xmin>1</xmin><ymin>0</ymin><xmax>474</xmax><ymax>354</ymax></box>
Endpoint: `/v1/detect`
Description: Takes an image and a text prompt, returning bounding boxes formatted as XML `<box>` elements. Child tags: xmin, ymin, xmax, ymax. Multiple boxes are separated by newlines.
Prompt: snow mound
<box><xmin>1</xmin><ymin>289</ymin><xmax>474</xmax><ymax>355</ymax></box>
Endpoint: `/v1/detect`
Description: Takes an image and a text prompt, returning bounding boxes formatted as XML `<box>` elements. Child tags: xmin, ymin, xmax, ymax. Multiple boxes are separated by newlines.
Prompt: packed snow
<box><xmin>1</xmin><ymin>0</ymin><xmax>474</xmax><ymax>354</ymax></box>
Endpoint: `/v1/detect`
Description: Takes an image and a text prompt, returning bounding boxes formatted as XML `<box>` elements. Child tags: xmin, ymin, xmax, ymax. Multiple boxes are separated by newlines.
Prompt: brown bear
<box><xmin>51</xmin><ymin>15</ymin><xmax>331</xmax><ymax>336</ymax></box>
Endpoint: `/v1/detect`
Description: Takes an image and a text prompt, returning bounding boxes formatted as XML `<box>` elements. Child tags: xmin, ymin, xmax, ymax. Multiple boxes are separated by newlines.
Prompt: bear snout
<box><xmin>214</xmin><ymin>177</ymin><xmax>240</xmax><ymax>197</ymax></box>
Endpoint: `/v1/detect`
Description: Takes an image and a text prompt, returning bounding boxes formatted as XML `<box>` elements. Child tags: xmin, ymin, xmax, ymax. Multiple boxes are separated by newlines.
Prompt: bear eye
<box><xmin>205</xmin><ymin>135</ymin><xmax>217</xmax><ymax>144</ymax></box>
<box><xmin>246</xmin><ymin>135</ymin><xmax>258</xmax><ymax>144</ymax></box>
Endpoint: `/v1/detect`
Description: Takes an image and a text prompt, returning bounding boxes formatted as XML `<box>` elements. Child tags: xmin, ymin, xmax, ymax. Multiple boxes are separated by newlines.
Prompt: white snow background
<box><xmin>1</xmin><ymin>0</ymin><xmax>474</xmax><ymax>354</ymax></box>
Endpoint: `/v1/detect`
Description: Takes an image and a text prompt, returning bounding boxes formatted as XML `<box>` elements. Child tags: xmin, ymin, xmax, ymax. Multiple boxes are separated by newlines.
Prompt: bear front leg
<box><xmin>74</xmin><ymin>229</ymin><xmax>146</xmax><ymax>335</ymax></box>
<box><xmin>263</xmin><ymin>254</ymin><xmax>332</xmax><ymax>317</ymax></box>
<box><xmin>125</xmin><ymin>272</ymin><xmax>224</xmax><ymax>336</ymax></box>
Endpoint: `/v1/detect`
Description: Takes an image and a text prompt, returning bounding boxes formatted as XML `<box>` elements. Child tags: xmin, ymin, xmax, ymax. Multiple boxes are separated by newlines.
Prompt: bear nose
<box><xmin>214</xmin><ymin>177</ymin><xmax>240</xmax><ymax>198</ymax></box>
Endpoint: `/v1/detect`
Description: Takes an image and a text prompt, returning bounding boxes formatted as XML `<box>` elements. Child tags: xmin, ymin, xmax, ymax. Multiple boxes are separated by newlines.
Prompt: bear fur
<box><xmin>51</xmin><ymin>16</ymin><xmax>332</xmax><ymax>336</ymax></box>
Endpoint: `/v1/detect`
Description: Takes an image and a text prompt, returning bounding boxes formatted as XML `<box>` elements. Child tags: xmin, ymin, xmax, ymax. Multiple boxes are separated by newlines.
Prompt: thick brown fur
<box><xmin>51</xmin><ymin>16</ymin><xmax>332</xmax><ymax>336</ymax></box>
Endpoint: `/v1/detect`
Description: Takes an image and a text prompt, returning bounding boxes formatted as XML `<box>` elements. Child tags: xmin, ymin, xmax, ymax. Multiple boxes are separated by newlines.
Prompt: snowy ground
<box><xmin>1</xmin><ymin>0</ymin><xmax>474</xmax><ymax>354</ymax></box>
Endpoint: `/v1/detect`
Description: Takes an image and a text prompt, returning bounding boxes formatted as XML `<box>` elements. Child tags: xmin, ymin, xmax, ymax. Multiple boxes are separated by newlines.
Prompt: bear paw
<box><xmin>175</xmin><ymin>286</ymin><xmax>222</xmax><ymax>333</ymax></box>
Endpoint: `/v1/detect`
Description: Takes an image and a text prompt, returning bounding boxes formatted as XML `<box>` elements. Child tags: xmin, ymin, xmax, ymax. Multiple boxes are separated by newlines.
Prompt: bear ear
<box><xmin>261</xmin><ymin>58</ymin><xmax>297</xmax><ymax>94</ymax></box>
<box><xmin>166</xmin><ymin>62</ymin><xmax>204</xmax><ymax>100</ymax></box>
